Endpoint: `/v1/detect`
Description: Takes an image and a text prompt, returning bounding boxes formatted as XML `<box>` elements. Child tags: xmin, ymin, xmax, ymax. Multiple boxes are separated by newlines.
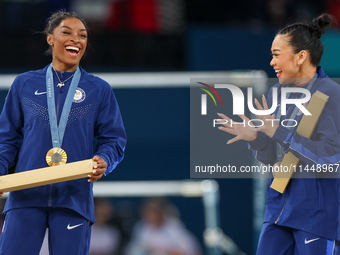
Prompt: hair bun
<box><xmin>309</xmin><ymin>13</ymin><xmax>333</xmax><ymax>39</ymax></box>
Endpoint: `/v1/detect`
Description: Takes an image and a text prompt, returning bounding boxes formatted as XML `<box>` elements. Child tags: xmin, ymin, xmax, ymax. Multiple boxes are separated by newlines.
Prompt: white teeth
<box><xmin>66</xmin><ymin>46</ymin><xmax>79</xmax><ymax>52</ymax></box>
<box><xmin>275</xmin><ymin>70</ymin><xmax>282</xmax><ymax>73</ymax></box>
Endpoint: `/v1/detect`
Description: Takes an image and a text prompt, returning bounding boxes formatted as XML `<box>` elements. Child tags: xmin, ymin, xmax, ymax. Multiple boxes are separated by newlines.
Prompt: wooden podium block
<box><xmin>0</xmin><ymin>159</ymin><xmax>96</xmax><ymax>193</ymax></box>
<box><xmin>270</xmin><ymin>90</ymin><xmax>329</xmax><ymax>193</ymax></box>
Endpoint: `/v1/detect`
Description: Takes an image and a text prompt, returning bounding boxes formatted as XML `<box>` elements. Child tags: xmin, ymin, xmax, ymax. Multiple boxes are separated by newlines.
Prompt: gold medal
<box><xmin>46</xmin><ymin>147</ymin><xmax>67</xmax><ymax>166</ymax></box>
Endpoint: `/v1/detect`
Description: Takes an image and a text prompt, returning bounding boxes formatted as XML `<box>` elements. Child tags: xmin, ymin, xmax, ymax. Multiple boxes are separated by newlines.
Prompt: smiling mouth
<box><xmin>275</xmin><ymin>69</ymin><xmax>282</xmax><ymax>77</ymax></box>
<box><xmin>65</xmin><ymin>46</ymin><xmax>80</xmax><ymax>56</ymax></box>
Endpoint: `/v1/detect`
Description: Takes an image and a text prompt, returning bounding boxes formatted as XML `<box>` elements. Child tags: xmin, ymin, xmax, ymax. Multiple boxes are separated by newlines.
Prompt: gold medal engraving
<box><xmin>46</xmin><ymin>148</ymin><xmax>67</xmax><ymax>166</ymax></box>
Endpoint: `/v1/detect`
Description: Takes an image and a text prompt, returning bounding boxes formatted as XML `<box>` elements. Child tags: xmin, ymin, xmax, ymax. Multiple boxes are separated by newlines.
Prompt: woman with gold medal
<box><xmin>0</xmin><ymin>10</ymin><xmax>126</xmax><ymax>254</ymax></box>
<box><xmin>218</xmin><ymin>14</ymin><xmax>340</xmax><ymax>255</ymax></box>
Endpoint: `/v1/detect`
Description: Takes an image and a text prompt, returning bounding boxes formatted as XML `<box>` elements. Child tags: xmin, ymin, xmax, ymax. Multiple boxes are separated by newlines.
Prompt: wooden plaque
<box><xmin>0</xmin><ymin>159</ymin><xmax>96</xmax><ymax>193</ymax></box>
<box><xmin>270</xmin><ymin>90</ymin><xmax>329</xmax><ymax>193</ymax></box>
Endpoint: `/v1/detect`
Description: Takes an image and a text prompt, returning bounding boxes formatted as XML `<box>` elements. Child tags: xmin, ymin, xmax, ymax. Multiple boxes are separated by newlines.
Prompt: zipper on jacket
<box><xmin>48</xmin><ymin>184</ymin><xmax>53</xmax><ymax>207</ymax></box>
<box><xmin>275</xmin><ymin>205</ymin><xmax>285</xmax><ymax>224</ymax></box>
<box><xmin>274</xmin><ymin>185</ymin><xmax>286</xmax><ymax>224</ymax></box>
<box><xmin>48</xmin><ymin>72</ymin><xmax>63</xmax><ymax>208</ymax></box>
<box><xmin>55</xmin><ymin>79</ymin><xmax>64</xmax><ymax>124</ymax></box>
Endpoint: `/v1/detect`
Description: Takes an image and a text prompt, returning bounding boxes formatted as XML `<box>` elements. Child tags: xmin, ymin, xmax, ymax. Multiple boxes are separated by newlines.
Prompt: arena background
<box><xmin>0</xmin><ymin>1</ymin><xmax>340</xmax><ymax>255</ymax></box>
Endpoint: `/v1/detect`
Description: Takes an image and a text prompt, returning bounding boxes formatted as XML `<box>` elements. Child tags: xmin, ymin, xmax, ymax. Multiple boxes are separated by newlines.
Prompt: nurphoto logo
<box><xmin>198</xmin><ymin>82</ymin><xmax>311</xmax><ymax>128</ymax></box>
<box><xmin>199</xmin><ymin>83</ymin><xmax>311</xmax><ymax>116</ymax></box>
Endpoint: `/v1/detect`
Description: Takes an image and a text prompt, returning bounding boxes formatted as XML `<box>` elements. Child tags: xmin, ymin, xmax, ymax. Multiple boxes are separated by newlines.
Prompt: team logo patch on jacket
<box><xmin>73</xmin><ymin>88</ymin><xmax>86</xmax><ymax>103</ymax></box>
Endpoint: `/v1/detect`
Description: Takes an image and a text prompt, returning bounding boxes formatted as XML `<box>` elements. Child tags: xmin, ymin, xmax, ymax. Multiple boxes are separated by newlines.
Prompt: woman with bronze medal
<box><xmin>0</xmin><ymin>10</ymin><xmax>126</xmax><ymax>254</ymax></box>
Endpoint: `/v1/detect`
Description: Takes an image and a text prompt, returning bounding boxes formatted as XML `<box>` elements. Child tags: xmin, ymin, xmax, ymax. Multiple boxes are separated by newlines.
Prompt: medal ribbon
<box><xmin>46</xmin><ymin>63</ymin><xmax>81</xmax><ymax>148</ymax></box>
<box><xmin>275</xmin><ymin>73</ymin><xmax>318</xmax><ymax>161</ymax></box>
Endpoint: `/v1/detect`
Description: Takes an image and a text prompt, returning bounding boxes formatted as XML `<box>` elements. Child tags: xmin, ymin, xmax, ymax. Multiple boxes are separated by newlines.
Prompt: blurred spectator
<box><xmin>266</xmin><ymin>0</ymin><xmax>296</xmax><ymax>26</ymax></box>
<box><xmin>266</xmin><ymin>0</ymin><xmax>326</xmax><ymax>27</ymax></box>
<box><xmin>328</xmin><ymin>0</ymin><xmax>340</xmax><ymax>27</ymax></box>
<box><xmin>89</xmin><ymin>198</ymin><xmax>121</xmax><ymax>255</ymax></box>
<box><xmin>70</xmin><ymin>0</ymin><xmax>111</xmax><ymax>31</ymax></box>
<box><xmin>106</xmin><ymin>0</ymin><xmax>160</xmax><ymax>33</ymax></box>
<box><xmin>105</xmin><ymin>0</ymin><xmax>184</xmax><ymax>34</ymax></box>
<box><xmin>125</xmin><ymin>198</ymin><xmax>202</xmax><ymax>255</ymax></box>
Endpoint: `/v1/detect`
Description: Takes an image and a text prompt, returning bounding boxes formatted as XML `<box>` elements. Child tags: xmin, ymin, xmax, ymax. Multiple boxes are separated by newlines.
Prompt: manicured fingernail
<box><xmin>88</xmin><ymin>175</ymin><xmax>91</xmax><ymax>178</ymax></box>
<box><xmin>87</xmin><ymin>179</ymin><xmax>91</xmax><ymax>182</ymax></box>
<box><xmin>262</xmin><ymin>94</ymin><xmax>265</xmax><ymax>97</ymax></box>
<box><xmin>93</xmin><ymin>170</ymin><xmax>96</xmax><ymax>173</ymax></box>
<box><xmin>94</xmin><ymin>165</ymin><xmax>97</xmax><ymax>169</ymax></box>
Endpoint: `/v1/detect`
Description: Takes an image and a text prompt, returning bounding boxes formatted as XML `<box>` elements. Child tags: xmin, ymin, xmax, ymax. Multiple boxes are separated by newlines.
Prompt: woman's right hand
<box><xmin>217</xmin><ymin>113</ymin><xmax>258</xmax><ymax>144</ymax></box>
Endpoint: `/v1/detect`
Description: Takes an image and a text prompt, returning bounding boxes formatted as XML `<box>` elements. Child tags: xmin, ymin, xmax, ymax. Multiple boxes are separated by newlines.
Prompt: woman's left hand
<box><xmin>253</xmin><ymin>95</ymin><xmax>279</xmax><ymax>138</ymax></box>
<box><xmin>88</xmin><ymin>155</ymin><xmax>107</xmax><ymax>182</ymax></box>
<box><xmin>217</xmin><ymin>113</ymin><xmax>258</xmax><ymax>144</ymax></box>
